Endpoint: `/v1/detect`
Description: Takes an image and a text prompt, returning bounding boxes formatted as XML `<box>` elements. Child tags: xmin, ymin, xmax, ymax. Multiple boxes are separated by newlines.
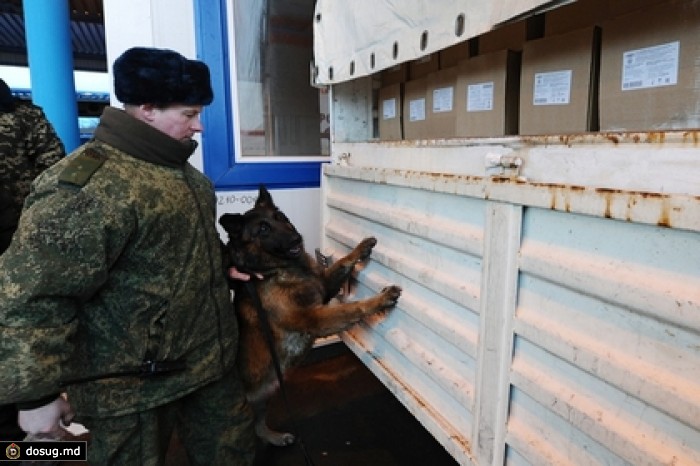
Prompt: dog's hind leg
<box><xmin>251</xmin><ymin>398</ymin><xmax>296</xmax><ymax>446</ymax></box>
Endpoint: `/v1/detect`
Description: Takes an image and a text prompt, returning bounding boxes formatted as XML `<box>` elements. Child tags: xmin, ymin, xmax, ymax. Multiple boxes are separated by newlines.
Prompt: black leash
<box><xmin>243</xmin><ymin>280</ymin><xmax>315</xmax><ymax>466</ymax></box>
<box><xmin>59</xmin><ymin>359</ymin><xmax>186</xmax><ymax>387</ymax></box>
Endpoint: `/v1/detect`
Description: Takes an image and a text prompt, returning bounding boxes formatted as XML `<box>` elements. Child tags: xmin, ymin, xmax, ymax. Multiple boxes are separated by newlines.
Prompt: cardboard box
<box><xmin>479</xmin><ymin>20</ymin><xmax>527</xmax><ymax>54</ymax></box>
<box><xmin>381</xmin><ymin>64</ymin><xmax>408</xmax><ymax>86</ymax></box>
<box><xmin>519</xmin><ymin>26</ymin><xmax>601</xmax><ymax>135</ymax></box>
<box><xmin>545</xmin><ymin>0</ymin><xmax>610</xmax><ymax>36</ymax></box>
<box><xmin>409</xmin><ymin>53</ymin><xmax>440</xmax><ymax>80</ymax></box>
<box><xmin>599</xmin><ymin>1</ymin><xmax>700</xmax><ymax>131</ymax></box>
<box><xmin>378</xmin><ymin>83</ymin><xmax>403</xmax><ymax>140</ymax></box>
<box><xmin>454</xmin><ymin>50</ymin><xmax>521</xmax><ymax>138</ymax></box>
<box><xmin>402</xmin><ymin>77</ymin><xmax>429</xmax><ymax>139</ymax></box>
<box><xmin>425</xmin><ymin>67</ymin><xmax>459</xmax><ymax>139</ymax></box>
<box><xmin>609</xmin><ymin>0</ymin><xmax>668</xmax><ymax>17</ymax></box>
<box><xmin>439</xmin><ymin>41</ymin><xmax>471</xmax><ymax>69</ymax></box>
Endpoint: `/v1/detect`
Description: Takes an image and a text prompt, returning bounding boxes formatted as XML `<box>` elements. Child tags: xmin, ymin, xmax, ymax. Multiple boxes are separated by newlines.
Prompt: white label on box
<box><xmin>621</xmin><ymin>41</ymin><xmax>679</xmax><ymax>91</ymax></box>
<box><xmin>382</xmin><ymin>98</ymin><xmax>397</xmax><ymax>120</ymax></box>
<box><xmin>533</xmin><ymin>70</ymin><xmax>572</xmax><ymax>105</ymax></box>
<box><xmin>409</xmin><ymin>98</ymin><xmax>426</xmax><ymax>121</ymax></box>
<box><xmin>467</xmin><ymin>82</ymin><xmax>494</xmax><ymax>112</ymax></box>
<box><xmin>432</xmin><ymin>86</ymin><xmax>454</xmax><ymax>113</ymax></box>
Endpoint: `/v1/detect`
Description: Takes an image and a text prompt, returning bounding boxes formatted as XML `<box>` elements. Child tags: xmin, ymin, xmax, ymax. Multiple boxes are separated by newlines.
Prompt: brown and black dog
<box><xmin>219</xmin><ymin>186</ymin><xmax>402</xmax><ymax>446</ymax></box>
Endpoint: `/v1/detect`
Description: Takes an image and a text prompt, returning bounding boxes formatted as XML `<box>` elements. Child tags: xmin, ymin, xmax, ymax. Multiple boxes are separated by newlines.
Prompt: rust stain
<box><xmin>595</xmin><ymin>187</ymin><xmax>622</xmax><ymax>195</ymax></box>
<box><xmin>658</xmin><ymin>198</ymin><xmax>671</xmax><ymax>228</ymax></box>
<box><xmin>531</xmin><ymin>181</ymin><xmax>570</xmax><ymax>190</ymax></box>
<box><xmin>488</xmin><ymin>179</ymin><xmax>686</xmax><ymax>228</ymax></box>
<box><xmin>645</xmin><ymin>132</ymin><xmax>666</xmax><ymax>144</ymax></box>
<box><xmin>682</xmin><ymin>130</ymin><xmax>700</xmax><ymax>145</ymax></box>
<box><xmin>605</xmin><ymin>134</ymin><xmax>620</xmax><ymax>144</ymax></box>
<box><xmin>480</xmin><ymin>129</ymin><xmax>700</xmax><ymax>148</ymax></box>
<box><xmin>344</xmin><ymin>167</ymin><xmax>693</xmax><ymax>230</ymax></box>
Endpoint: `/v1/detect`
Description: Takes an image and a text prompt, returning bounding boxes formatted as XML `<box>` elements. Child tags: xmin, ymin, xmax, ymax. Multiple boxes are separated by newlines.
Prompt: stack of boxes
<box><xmin>377</xmin><ymin>0</ymin><xmax>700</xmax><ymax>140</ymax></box>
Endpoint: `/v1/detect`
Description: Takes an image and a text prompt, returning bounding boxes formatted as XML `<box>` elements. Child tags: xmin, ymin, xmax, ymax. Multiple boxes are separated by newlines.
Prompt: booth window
<box><xmin>231</xmin><ymin>0</ymin><xmax>327</xmax><ymax>158</ymax></box>
<box><xmin>195</xmin><ymin>0</ymin><xmax>326</xmax><ymax>190</ymax></box>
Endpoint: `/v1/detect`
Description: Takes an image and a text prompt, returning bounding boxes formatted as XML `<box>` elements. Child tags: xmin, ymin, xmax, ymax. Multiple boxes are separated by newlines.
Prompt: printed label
<box><xmin>533</xmin><ymin>70</ymin><xmax>572</xmax><ymax>105</ymax></box>
<box><xmin>409</xmin><ymin>98</ymin><xmax>426</xmax><ymax>121</ymax></box>
<box><xmin>467</xmin><ymin>82</ymin><xmax>494</xmax><ymax>112</ymax></box>
<box><xmin>432</xmin><ymin>86</ymin><xmax>454</xmax><ymax>113</ymax></box>
<box><xmin>621</xmin><ymin>41</ymin><xmax>679</xmax><ymax>91</ymax></box>
<box><xmin>382</xmin><ymin>98</ymin><xmax>397</xmax><ymax>120</ymax></box>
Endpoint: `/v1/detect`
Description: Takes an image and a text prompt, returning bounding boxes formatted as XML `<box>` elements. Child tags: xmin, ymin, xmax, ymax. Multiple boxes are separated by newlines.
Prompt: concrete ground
<box><xmin>167</xmin><ymin>342</ymin><xmax>459</xmax><ymax>466</ymax></box>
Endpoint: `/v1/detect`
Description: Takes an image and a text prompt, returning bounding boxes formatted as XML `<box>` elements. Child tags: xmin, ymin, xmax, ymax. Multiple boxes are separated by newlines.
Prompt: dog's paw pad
<box><xmin>380</xmin><ymin>285</ymin><xmax>402</xmax><ymax>306</ymax></box>
<box><xmin>356</xmin><ymin>237</ymin><xmax>378</xmax><ymax>260</ymax></box>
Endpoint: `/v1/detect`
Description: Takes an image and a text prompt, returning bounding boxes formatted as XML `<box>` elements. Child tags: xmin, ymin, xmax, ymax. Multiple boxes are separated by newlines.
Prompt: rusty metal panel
<box><xmin>322</xmin><ymin>131</ymin><xmax>700</xmax><ymax>466</ymax></box>
<box><xmin>321</xmin><ymin>175</ymin><xmax>485</xmax><ymax>463</ymax></box>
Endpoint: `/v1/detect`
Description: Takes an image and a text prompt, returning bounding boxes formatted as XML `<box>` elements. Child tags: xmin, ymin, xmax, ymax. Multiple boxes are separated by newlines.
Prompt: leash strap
<box><xmin>59</xmin><ymin>359</ymin><xmax>186</xmax><ymax>387</ymax></box>
<box><xmin>243</xmin><ymin>281</ymin><xmax>315</xmax><ymax>466</ymax></box>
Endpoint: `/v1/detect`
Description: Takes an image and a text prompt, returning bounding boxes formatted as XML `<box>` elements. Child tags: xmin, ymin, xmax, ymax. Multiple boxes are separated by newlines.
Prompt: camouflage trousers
<box><xmin>79</xmin><ymin>369</ymin><xmax>256</xmax><ymax>465</ymax></box>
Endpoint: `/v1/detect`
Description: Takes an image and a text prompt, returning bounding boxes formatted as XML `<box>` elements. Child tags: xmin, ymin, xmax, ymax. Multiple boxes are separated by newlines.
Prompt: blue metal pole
<box><xmin>23</xmin><ymin>0</ymin><xmax>81</xmax><ymax>152</ymax></box>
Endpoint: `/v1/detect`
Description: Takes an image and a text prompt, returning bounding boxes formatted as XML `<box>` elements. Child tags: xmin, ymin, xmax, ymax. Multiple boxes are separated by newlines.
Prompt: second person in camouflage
<box><xmin>0</xmin><ymin>78</ymin><xmax>65</xmax><ymax>214</ymax></box>
<box><xmin>0</xmin><ymin>77</ymin><xmax>65</xmax><ymax>441</ymax></box>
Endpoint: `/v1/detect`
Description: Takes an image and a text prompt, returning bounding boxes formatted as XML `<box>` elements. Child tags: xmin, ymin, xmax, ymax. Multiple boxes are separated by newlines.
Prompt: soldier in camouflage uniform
<box><xmin>0</xmin><ymin>77</ymin><xmax>65</xmax><ymax>440</ymax></box>
<box><xmin>0</xmin><ymin>48</ymin><xmax>256</xmax><ymax>465</ymax></box>
<box><xmin>0</xmin><ymin>78</ymin><xmax>65</xmax><ymax>218</ymax></box>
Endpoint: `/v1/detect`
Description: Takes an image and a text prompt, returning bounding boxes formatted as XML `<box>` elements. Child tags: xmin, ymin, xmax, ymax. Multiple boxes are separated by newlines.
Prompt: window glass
<box><xmin>231</xmin><ymin>0</ymin><xmax>327</xmax><ymax>158</ymax></box>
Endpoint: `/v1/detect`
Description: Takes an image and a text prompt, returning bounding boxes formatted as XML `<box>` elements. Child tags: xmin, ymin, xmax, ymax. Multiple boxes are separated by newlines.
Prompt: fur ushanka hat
<box><xmin>113</xmin><ymin>47</ymin><xmax>213</xmax><ymax>107</ymax></box>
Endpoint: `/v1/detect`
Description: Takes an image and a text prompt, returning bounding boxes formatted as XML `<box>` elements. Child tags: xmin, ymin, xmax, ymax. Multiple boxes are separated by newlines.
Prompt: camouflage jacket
<box><xmin>0</xmin><ymin>107</ymin><xmax>238</xmax><ymax>417</ymax></box>
<box><xmin>0</xmin><ymin>101</ymin><xmax>65</xmax><ymax>212</ymax></box>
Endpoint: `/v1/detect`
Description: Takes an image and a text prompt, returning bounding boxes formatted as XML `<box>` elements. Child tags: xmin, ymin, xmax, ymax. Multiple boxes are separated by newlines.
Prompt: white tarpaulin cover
<box><xmin>312</xmin><ymin>0</ymin><xmax>575</xmax><ymax>84</ymax></box>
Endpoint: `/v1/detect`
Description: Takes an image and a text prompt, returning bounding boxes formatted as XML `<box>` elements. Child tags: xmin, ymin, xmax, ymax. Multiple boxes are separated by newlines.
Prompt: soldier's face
<box><xmin>148</xmin><ymin>104</ymin><xmax>204</xmax><ymax>142</ymax></box>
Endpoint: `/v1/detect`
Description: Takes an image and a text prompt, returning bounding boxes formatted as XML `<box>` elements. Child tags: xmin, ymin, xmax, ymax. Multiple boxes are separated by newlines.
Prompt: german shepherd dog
<box><xmin>219</xmin><ymin>186</ymin><xmax>402</xmax><ymax>446</ymax></box>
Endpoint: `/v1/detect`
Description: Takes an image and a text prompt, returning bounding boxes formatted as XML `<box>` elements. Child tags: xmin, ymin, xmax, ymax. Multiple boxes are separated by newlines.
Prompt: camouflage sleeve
<box><xmin>27</xmin><ymin>107</ymin><xmax>65</xmax><ymax>171</ymax></box>
<box><xmin>0</xmin><ymin>182</ymin><xmax>132</xmax><ymax>404</ymax></box>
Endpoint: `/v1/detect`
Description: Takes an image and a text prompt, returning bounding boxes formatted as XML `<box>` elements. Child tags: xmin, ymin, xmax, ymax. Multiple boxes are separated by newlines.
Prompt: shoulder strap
<box><xmin>58</xmin><ymin>147</ymin><xmax>107</xmax><ymax>188</ymax></box>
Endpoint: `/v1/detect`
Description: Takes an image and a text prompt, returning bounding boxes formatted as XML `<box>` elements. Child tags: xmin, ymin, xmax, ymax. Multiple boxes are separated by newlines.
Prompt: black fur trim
<box><xmin>113</xmin><ymin>47</ymin><xmax>213</xmax><ymax>106</ymax></box>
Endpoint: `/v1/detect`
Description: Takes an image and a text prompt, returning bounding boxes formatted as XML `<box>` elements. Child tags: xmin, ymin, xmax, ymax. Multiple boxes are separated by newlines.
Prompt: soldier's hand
<box><xmin>18</xmin><ymin>395</ymin><xmax>74</xmax><ymax>438</ymax></box>
<box><xmin>228</xmin><ymin>267</ymin><xmax>263</xmax><ymax>281</ymax></box>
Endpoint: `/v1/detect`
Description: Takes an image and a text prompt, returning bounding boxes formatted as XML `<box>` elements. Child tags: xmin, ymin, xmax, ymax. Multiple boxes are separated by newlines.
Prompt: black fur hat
<box><xmin>113</xmin><ymin>47</ymin><xmax>213</xmax><ymax>106</ymax></box>
<box><xmin>0</xmin><ymin>78</ymin><xmax>16</xmax><ymax>112</ymax></box>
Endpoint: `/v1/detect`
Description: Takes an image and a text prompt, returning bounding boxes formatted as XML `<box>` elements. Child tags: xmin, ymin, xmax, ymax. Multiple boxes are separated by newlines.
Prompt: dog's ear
<box><xmin>255</xmin><ymin>184</ymin><xmax>277</xmax><ymax>210</ymax></box>
<box><xmin>219</xmin><ymin>213</ymin><xmax>245</xmax><ymax>238</ymax></box>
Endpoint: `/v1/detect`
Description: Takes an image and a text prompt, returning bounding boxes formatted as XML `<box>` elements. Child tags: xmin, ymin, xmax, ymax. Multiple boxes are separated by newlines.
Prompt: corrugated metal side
<box><xmin>321</xmin><ymin>134</ymin><xmax>700</xmax><ymax>465</ymax></box>
<box><xmin>509</xmin><ymin>207</ymin><xmax>699</xmax><ymax>465</ymax></box>
<box><xmin>323</xmin><ymin>174</ymin><xmax>483</xmax><ymax>462</ymax></box>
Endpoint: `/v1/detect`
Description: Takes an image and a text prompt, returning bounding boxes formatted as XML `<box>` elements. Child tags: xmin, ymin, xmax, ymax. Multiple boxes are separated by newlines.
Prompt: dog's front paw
<box><xmin>378</xmin><ymin>285</ymin><xmax>402</xmax><ymax>309</ymax></box>
<box><xmin>355</xmin><ymin>237</ymin><xmax>377</xmax><ymax>262</ymax></box>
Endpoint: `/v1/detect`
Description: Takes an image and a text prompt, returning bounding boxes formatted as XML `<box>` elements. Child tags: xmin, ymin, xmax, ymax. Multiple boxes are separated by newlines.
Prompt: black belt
<box><xmin>59</xmin><ymin>359</ymin><xmax>186</xmax><ymax>387</ymax></box>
